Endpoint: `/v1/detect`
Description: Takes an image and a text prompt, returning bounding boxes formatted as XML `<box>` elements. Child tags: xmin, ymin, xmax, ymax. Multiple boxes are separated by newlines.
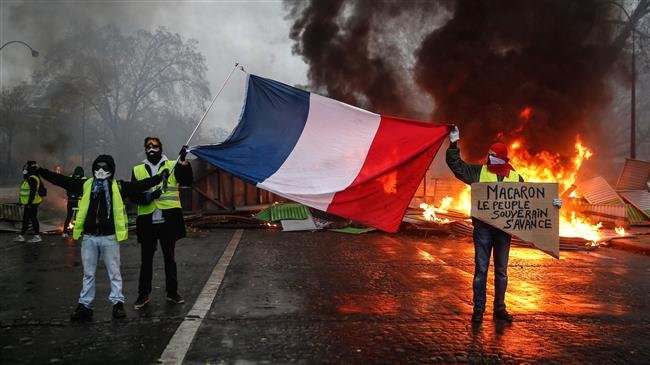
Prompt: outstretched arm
<box><xmin>38</xmin><ymin>168</ymin><xmax>84</xmax><ymax>196</ymax></box>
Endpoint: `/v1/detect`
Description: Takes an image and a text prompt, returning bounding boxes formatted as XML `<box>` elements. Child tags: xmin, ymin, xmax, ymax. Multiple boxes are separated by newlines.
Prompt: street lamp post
<box><xmin>0</xmin><ymin>40</ymin><xmax>39</xmax><ymax>57</ymax></box>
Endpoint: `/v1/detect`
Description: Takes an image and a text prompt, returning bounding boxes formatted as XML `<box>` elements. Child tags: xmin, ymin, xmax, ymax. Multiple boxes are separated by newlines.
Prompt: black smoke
<box><xmin>286</xmin><ymin>0</ymin><xmax>629</xmax><ymax>161</ymax></box>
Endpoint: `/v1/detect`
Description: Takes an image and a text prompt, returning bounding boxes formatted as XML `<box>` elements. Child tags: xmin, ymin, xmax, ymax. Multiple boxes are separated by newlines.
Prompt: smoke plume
<box><xmin>286</xmin><ymin>0</ymin><xmax>626</xmax><ymax>161</ymax></box>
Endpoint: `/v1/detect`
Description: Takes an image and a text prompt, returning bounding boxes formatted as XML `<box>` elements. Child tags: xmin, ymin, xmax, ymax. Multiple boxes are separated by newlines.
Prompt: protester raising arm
<box><xmin>38</xmin><ymin>167</ymin><xmax>87</xmax><ymax>197</ymax></box>
<box><xmin>445</xmin><ymin>127</ymin><xmax>483</xmax><ymax>184</ymax></box>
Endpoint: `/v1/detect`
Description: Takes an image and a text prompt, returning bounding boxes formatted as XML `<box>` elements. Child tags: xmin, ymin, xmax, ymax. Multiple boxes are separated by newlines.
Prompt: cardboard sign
<box><xmin>471</xmin><ymin>182</ymin><xmax>559</xmax><ymax>258</ymax></box>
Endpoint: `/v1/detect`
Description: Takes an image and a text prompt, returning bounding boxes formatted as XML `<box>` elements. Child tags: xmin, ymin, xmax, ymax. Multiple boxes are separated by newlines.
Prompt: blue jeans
<box><xmin>78</xmin><ymin>234</ymin><xmax>125</xmax><ymax>307</ymax></box>
<box><xmin>472</xmin><ymin>219</ymin><xmax>511</xmax><ymax>313</ymax></box>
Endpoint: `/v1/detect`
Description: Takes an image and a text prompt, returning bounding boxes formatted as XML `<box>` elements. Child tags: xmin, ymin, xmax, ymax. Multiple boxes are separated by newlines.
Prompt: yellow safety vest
<box><xmin>73</xmin><ymin>179</ymin><xmax>128</xmax><ymax>242</ymax></box>
<box><xmin>19</xmin><ymin>175</ymin><xmax>42</xmax><ymax>205</ymax></box>
<box><xmin>132</xmin><ymin>160</ymin><xmax>181</xmax><ymax>215</ymax></box>
<box><xmin>479</xmin><ymin>165</ymin><xmax>520</xmax><ymax>182</ymax></box>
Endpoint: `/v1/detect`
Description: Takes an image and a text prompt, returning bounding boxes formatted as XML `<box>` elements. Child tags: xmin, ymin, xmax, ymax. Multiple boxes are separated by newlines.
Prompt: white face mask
<box><xmin>94</xmin><ymin>168</ymin><xmax>112</xmax><ymax>179</ymax></box>
<box><xmin>488</xmin><ymin>155</ymin><xmax>507</xmax><ymax>165</ymax></box>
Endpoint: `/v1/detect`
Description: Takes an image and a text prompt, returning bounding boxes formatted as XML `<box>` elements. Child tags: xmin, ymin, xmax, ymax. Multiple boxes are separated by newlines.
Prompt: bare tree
<box><xmin>0</xmin><ymin>84</ymin><xmax>31</xmax><ymax>174</ymax></box>
<box><xmin>34</xmin><ymin>24</ymin><xmax>211</xmax><ymax>162</ymax></box>
<box><xmin>604</xmin><ymin>0</ymin><xmax>650</xmax><ymax>160</ymax></box>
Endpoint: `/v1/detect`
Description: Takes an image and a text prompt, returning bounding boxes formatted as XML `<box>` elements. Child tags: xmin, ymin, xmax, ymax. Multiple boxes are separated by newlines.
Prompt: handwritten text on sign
<box><xmin>471</xmin><ymin>182</ymin><xmax>559</xmax><ymax>258</ymax></box>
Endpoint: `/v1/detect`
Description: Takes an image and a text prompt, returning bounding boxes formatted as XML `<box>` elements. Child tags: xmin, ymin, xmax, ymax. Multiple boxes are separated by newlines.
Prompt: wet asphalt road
<box><xmin>1</xmin><ymin>228</ymin><xmax>649</xmax><ymax>364</ymax></box>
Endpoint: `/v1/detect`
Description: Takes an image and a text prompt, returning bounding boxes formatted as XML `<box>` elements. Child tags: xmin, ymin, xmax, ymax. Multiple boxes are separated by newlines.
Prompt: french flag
<box><xmin>190</xmin><ymin>74</ymin><xmax>449</xmax><ymax>232</ymax></box>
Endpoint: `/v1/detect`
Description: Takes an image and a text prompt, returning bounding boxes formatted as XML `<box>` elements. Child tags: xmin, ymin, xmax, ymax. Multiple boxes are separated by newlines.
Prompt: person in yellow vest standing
<box><xmin>131</xmin><ymin>137</ymin><xmax>193</xmax><ymax>310</ymax></box>
<box><xmin>15</xmin><ymin>161</ymin><xmax>44</xmax><ymax>243</ymax></box>
<box><xmin>37</xmin><ymin>155</ymin><xmax>164</xmax><ymax>322</ymax></box>
<box><xmin>446</xmin><ymin>126</ymin><xmax>561</xmax><ymax>323</ymax></box>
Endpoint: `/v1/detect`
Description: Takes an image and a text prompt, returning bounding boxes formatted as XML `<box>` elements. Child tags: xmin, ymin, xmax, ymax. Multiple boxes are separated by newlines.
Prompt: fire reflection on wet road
<box><xmin>187</xmin><ymin>230</ymin><xmax>650</xmax><ymax>364</ymax></box>
<box><xmin>2</xmin><ymin>229</ymin><xmax>648</xmax><ymax>364</ymax></box>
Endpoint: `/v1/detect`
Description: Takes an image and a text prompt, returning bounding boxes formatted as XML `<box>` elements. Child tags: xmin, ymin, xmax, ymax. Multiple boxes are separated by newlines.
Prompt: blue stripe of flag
<box><xmin>190</xmin><ymin>74</ymin><xmax>310</xmax><ymax>184</ymax></box>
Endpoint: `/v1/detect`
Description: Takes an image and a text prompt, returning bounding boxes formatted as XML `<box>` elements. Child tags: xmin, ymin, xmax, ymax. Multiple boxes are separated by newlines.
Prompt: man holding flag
<box><xmin>131</xmin><ymin>137</ymin><xmax>193</xmax><ymax>310</ymax></box>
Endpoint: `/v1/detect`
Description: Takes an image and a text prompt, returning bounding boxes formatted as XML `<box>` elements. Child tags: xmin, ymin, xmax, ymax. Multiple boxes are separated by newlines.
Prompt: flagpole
<box><xmin>185</xmin><ymin>62</ymin><xmax>243</xmax><ymax>147</ymax></box>
<box><xmin>167</xmin><ymin>62</ymin><xmax>243</xmax><ymax>180</ymax></box>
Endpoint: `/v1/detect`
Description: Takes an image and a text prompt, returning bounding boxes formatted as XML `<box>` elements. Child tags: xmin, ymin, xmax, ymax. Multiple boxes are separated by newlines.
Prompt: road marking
<box><xmin>158</xmin><ymin>229</ymin><xmax>243</xmax><ymax>365</ymax></box>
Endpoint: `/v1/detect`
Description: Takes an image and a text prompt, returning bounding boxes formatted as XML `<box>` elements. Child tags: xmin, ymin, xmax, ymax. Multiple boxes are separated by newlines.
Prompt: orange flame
<box><xmin>615</xmin><ymin>227</ymin><xmax>626</xmax><ymax>236</ymax></box>
<box><xmin>426</xmin><ymin>135</ymin><xmax>603</xmax><ymax>242</ymax></box>
<box><xmin>419</xmin><ymin>202</ymin><xmax>451</xmax><ymax>224</ymax></box>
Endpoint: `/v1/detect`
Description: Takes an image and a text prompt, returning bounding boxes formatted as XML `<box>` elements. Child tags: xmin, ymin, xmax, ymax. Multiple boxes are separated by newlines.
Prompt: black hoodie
<box><xmin>66</xmin><ymin>166</ymin><xmax>86</xmax><ymax>199</ymax></box>
<box><xmin>39</xmin><ymin>155</ymin><xmax>162</xmax><ymax>237</ymax></box>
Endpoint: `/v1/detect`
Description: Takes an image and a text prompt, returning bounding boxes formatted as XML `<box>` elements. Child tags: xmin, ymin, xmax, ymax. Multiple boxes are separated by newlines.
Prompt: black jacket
<box><xmin>39</xmin><ymin>168</ymin><xmax>161</xmax><ymax>237</ymax></box>
<box><xmin>130</xmin><ymin>160</ymin><xmax>193</xmax><ymax>243</ymax></box>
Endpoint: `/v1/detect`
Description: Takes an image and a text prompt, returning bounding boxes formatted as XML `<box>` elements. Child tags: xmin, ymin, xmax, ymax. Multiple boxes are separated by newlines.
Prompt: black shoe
<box><xmin>71</xmin><ymin>303</ymin><xmax>93</xmax><ymax>322</ymax></box>
<box><xmin>112</xmin><ymin>302</ymin><xmax>126</xmax><ymax>319</ymax></box>
<box><xmin>166</xmin><ymin>293</ymin><xmax>185</xmax><ymax>304</ymax></box>
<box><xmin>494</xmin><ymin>309</ymin><xmax>514</xmax><ymax>322</ymax></box>
<box><xmin>133</xmin><ymin>294</ymin><xmax>150</xmax><ymax>310</ymax></box>
<box><xmin>471</xmin><ymin>310</ymin><xmax>484</xmax><ymax>323</ymax></box>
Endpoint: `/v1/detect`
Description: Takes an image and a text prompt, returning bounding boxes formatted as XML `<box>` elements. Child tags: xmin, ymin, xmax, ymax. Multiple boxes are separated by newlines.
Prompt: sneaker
<box><xmin>471</xmin><ymin>310</ymin><xmax>484</xmax><ymax>323</ymax></box>
<box><xmin>494</xmin><ymin>309</ymin><xmax>514</xmax><ymax>322</ymax></box>
<box><xmin>166</xmin><ymin>293</ymin><xmax>185</xmax><ymax>304</ymax></box>
<box><xmin>112</xmin><ymin>302</ymin><xmax>126</xmax><ymax>319</ymax></box>
<box><xmin>133</xmin><ymin>294</ymin><xmax>150</xmax><ymax>310</ymax></box>
<box><xmin>27</xmin><ymin>235</ymin><xmax>42</xmax><ymax>243</ymax></box>
<box><xmin>14</xmin><ymin>235</ymin><xmax>26</xmax><ymax>242</ymax></box>
<box><xmin>70</xmin><ymin>303</ymin><xmax>93</xmax><ymax>322</ymax></box>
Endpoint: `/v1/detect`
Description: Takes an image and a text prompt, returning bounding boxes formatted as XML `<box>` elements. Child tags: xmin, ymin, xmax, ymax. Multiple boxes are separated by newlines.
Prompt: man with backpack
<box><xmin>15</xmin><ymin>161</ymin><xmax>45</xmax><ymax>243</ymax></box>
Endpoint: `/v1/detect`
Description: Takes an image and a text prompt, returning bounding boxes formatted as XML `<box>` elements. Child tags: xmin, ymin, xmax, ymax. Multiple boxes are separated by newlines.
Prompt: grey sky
<box><xmin>0</xmin><ymin>0</ymin><xmax>308</xmax><ymax>139</ymax></box>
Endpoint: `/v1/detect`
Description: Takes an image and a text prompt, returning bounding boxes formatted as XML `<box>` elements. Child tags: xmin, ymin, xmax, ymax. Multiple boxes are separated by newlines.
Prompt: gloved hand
<box><xmin>160</xmin><ymin>168</ymin><xmax>170</xmax><ymax>182</ymax></box>
<box><xmin>179</xmin><ymin>145</ymin><xmax>188</xmax><ymax>162</ymax></box>
<box><xmin>144</xmin><ymin>188</ymin><xmax>163</xmax><ymax>203</ymax></box>
<box><xmin>552</xmin><ymin>198</ymin><xmax>562</xmax><ymax>208</ymax></box>
<box><xmin>449</xmin><ymin>126</ymin><xmax>460</xmax><ymax>143</ymax></box>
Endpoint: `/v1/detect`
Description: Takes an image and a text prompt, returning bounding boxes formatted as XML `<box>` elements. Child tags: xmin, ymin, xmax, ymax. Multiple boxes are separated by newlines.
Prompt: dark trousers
<box><xmin>20</xmin><ymin>204</ymin><xmax>39</xmax><ymax>235</ymax></box>
<box><xmin>472</xmin><ymin>219</ymin><xmax>511</xmax><ymax>313</ymax></box>
<box><xmin>138</xmin><ymin>224</ymin><xmax>178</xmax><ymax>296</ymax></box>
<box><xmin>64</xmin><ymin>199</ymin><xmax>78</xmax><ymax>232</ymax></box>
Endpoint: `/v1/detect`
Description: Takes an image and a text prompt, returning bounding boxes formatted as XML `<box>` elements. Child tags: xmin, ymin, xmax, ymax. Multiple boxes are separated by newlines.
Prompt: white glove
<box><xmin>552</xmin><ymin>198</ymin><xmax>562</xmax><ymax>208</ymax></box>
<box><xmin>449</xmin><ymin>126</ymin><xmax>460</xmax><ymax>143</ymax></box>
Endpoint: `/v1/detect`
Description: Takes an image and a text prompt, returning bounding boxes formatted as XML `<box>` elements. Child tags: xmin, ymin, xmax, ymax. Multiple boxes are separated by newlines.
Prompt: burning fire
<box><xmin>419</xmin><ymin>201</ymin><xmax>451</xmax><ymax>224</ymax></box>
<box><xmin>422</xmin><ymin>134</ymin><xmax>604</xmax><ymax>242</ymax></box>
<box><xmin>615</xmin><ymin>227</ymin><xmax>626</xmax><ymax>236</ymax></box>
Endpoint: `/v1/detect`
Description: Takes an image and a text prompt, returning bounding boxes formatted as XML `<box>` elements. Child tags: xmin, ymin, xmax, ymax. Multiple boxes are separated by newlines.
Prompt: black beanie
<box><xmin>92</xmin><ymin>155</ymin><xmax>116</xmax><ymax>174</ymax></box>
<box><xmin>73</xmin><ymin>166</ymin><xmax>84</xmax><ymax>177</ymax></box>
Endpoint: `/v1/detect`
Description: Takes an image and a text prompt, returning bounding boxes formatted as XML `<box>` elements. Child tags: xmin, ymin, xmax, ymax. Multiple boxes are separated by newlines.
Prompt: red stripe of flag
<box><xmin>327</xmin><ymin>116</ymin><xmax>449</xmax><ymax>232</ymax></box>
